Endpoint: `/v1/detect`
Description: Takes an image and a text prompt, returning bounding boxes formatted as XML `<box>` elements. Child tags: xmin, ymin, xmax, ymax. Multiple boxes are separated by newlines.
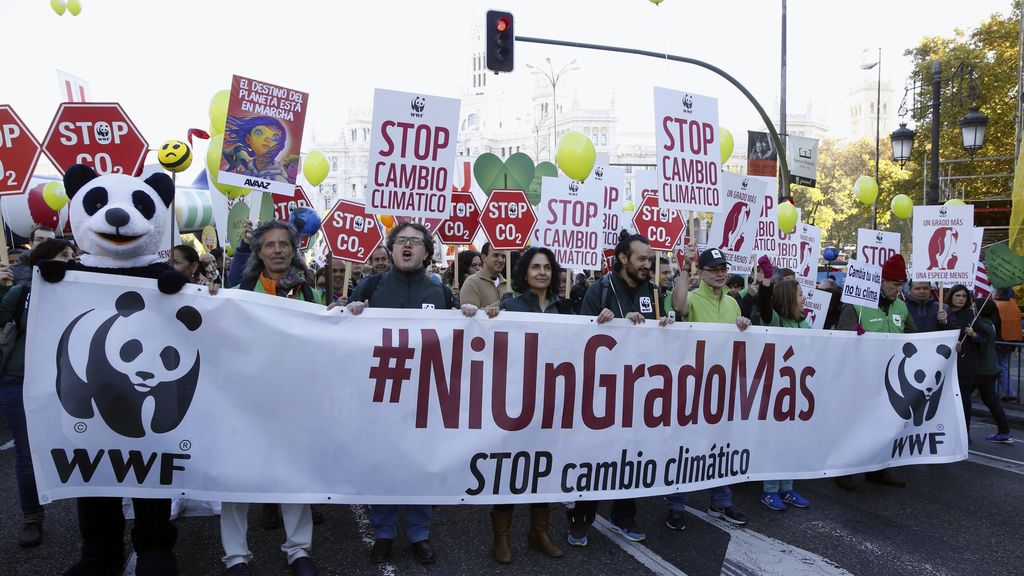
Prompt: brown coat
<box><xmin>459</xmin><ymin>269</ymin><xmax>509</xmax><ymax>307</ymax></box>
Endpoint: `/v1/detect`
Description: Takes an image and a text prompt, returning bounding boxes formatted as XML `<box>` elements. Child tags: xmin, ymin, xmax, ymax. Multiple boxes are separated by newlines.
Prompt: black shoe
<box><xmin>865</xmin><ymin>470</ymin><xmax>907</xmax><ymax>488</ymax></box>
<box><xmin>411</xmin><ymin>540</ymin><xmax>436</xmax><ymax>564</ymax></box>
<box><xmin>369</xmin><ymin>539</ymin><xmax>393</xmax><ymax>564</ymax></box>
<box><xmin>288</xmin><ymin>556</ymin><xmax>318</xmax><ymax>576</ymax></box>
<box><xmin>310</xmin><ymin>504</ymin><xmax>324</xmax><ymax>525</ymax></box>
<box><xmin>835</xmin><ymin>475</ymin><xmax>857</xmax><ymax>491</ymax></box>
<box><xmin>224</xmin><ymin>564</ymin><xmax>252</xmax><ymax>576</ymax></box>
<box><xmin>708</xmin><ymin>505</ymin><xmax>748</xmax><ymax>526</ymax></box>
<box><xmin>261</xmin><ymin>503</ymin><xmax>282</xmax><ymax>530</ymax></box>
<box><xmin>665</xmin><ymin>510</ymin><xmax>686</xmax><ymax>531</ymax></box>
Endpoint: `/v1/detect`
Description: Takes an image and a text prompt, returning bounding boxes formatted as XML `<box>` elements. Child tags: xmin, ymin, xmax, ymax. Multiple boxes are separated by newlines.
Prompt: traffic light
<box><xmin>485</xmin><ymin>10</ymin><xmax>514</xmax><ymax>73</ymax></box>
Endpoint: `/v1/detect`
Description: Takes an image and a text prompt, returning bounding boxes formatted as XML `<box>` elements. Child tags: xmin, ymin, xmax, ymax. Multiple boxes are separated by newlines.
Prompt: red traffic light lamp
<box><xmin>486</xmin><ymin>10</ymin><xmax>514</xmax><ymax>73</ymax></box>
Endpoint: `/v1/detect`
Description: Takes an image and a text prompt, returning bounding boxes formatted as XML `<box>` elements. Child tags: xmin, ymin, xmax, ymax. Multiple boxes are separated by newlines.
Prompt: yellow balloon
<box><xmin>854</xmin><ymin>175</ymin><xmax>878</xmax><ymax>205</ymax></box>
<box><xmin>555</xmin><ymin>131</ymin><xmax>597</xmax><ymax>182</ymax></box>
<box><xmin>43</xmin><ymin>181</ymin><xmax>68</xmax><ymax>211</ymax></box>
<box><xmin>51</xmin><ymin>0</ymin><xmax>66</xmax><ymax>15</ymax></box>
<box><xmin>67</xmin><ymin>0</ymin><xmax>81</xmax><ymax>16</ymax></box>
<box><xmin>891</xmin><ymin>194</ymin><xmax>913</xmax><ymax>219</ymax></box>
<box><xmin>209</xmin><ymin>90</ymin><xmax>230</xmax><ymax>136</ymax></box>
<box><xmin>649</xmin><ymin>0</ymin><xmax>665</xmax><ymax>4</ymax></box>
<box><xmin>206</xmin><ymin>134</ymin><xmax>249</xmax><ymax>199</ymax></box>
<box><xmin>944</xmin><ymin>198</ymin><xmax>966</xmax><ymax>206</ymax></box>
<box><xmin>621</xmin><ymin>200</ymin><xmax>636</xmax><ymax>212</ymax></box>
<box><xmin>719</xmin><ymin>128</ymin><xmax>734</xmax><ymax>165</ymax></box>
<box><xmin>777</xmin><ymin>201</ymin><xmax>798</xmax><ymax>233</ymax></box>
<box><xmin>303</xmin><ymin>151</ymin><xmax>330</xmax><ymax>187</ymax></box>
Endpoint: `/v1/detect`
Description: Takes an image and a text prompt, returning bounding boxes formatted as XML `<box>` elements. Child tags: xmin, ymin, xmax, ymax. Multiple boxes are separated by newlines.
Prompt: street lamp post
<box><xmin>526</xmin><ymin>58</ymin><xmax>579</xmax><ymax>161</ymax></box>
<box><xmin>891</xmin><ymin>60</ymin><xmax>988</xmax><ymax>204</ymax></box>
<box><xmin>861</xmin><ymin>48</ymin><xmax>881</xmax><ymax>229</ymax></box>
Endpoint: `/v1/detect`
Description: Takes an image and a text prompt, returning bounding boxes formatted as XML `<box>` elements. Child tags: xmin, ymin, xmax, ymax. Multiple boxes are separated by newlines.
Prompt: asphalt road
<box><xmin>1</xmin><ymin>413</ymin><xmax>1021</xmax><ymax>576</ymax></box>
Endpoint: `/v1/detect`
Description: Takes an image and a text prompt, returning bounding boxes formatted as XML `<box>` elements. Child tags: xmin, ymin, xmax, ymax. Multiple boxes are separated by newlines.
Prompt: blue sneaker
<box><xmin>613</xmin><ymin>523</ymin><xmax>647</xmax><ymax>542</ymax></box>
<box><xmin>986</xmin><ymin>432</ymin><xmax>1014</xmax><ymax>444</ymax></box>
<box><xmin>760</xmin><ymin>491</ymin><xmax>786</xmax><ymax>511</ymax></box>
<box><xmin>781</xmin><ymin>490</ymin><xmax>810</xmax><ymax>508</ymax></box>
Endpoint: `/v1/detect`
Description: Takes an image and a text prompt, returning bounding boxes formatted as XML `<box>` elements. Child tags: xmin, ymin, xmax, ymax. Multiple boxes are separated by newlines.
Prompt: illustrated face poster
<box><xmin>217</xmin><ymin>75</ymin><xmax>307</xmax><ymax>196</ymax></box>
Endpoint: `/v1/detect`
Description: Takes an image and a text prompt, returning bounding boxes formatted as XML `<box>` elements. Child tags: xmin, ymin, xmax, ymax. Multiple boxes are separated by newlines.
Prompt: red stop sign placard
<box><xmin>479</xmin><ymin>189</ymin><xmax>536</xmax><ymax>251</ymax></box>
<box><xmin>436</xmin><ymin>191</ymin><xmax>481</xmax><ymax>244</ymax></box>
<box><xmin>0</xmin><ymin>106</ymin><xmax>42</xmax><ymax>196</ymax></box>
<box><xmin>321</xmin><ymin>199</ymin><xmax>383</xmax><ymax>263</ymax></box>
<box><xmin>272</xmin><ymin>186</ymin><xmax>313</xmax><ymax>221</ymax></box>
<box><xmin>632</xmin><ymin>194</ymin><xmax>686</xmax><ymax>251</ymax></box>
<box><xmin>42</xmin><ymin>102</ymin><xmax>149</xmax><ymax>176</ymax></box>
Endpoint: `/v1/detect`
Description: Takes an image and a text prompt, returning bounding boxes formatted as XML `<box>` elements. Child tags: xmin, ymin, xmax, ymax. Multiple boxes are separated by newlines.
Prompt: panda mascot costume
<box><xmin>39</xmin><ymin>164</ymin><xmax>187</xmax><ymax>576</ymax></box>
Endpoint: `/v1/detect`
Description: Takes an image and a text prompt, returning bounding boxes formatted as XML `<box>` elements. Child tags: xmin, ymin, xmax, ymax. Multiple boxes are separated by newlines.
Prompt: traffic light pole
<box><xmin>514</xmin><ymin>35</ymin><xmax>793</xmax><ymax>201</ymax></box>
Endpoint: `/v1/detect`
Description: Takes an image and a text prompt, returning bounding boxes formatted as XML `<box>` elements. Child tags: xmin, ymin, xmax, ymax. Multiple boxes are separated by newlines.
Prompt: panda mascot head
<box><xmin>63</xmin><ymin>164</ymin><xmax>175</xmax><ymax>269</ymax></box>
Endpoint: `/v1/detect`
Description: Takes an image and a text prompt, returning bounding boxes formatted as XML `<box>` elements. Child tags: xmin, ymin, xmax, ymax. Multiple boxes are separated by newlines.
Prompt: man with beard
<box><xmin>569</xmin><ymin>231</ymin><xmax>673</xmax><ymax>547</ymax></box>
<box><xmin>664</xmin><ymin>247</ymin><xmax>751</xmax><ymax>531</ymax></box>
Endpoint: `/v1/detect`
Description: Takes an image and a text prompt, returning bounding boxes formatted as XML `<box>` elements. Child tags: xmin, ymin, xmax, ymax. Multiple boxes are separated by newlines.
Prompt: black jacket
<box><xmin>351</xmin><ymin>266</ymin><xmax>451</xmax><ymax>310</ymax></box>
<box><xmin>581</xmin><ymin>272</ymin><xmax>659</xmax><ymax>319</ymax></box>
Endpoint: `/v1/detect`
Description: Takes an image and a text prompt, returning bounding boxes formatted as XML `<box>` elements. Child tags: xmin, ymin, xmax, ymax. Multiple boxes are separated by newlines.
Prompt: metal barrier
<box><xmin>995</xmin><ymin>340</ymin><xmax>1024</xmax><ymax>404</ymax></box>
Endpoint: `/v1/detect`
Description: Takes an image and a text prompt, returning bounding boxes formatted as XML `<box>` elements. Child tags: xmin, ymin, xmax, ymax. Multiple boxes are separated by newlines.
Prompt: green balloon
<box><xmin>890</xmin><ymin>194</ymin><xmax>913</xmax><ymax>219</ymax></box>
<box><xmin>473</xmin><ymin>153</ymin><xmax>503</xmax><ymax>195</ymax></box>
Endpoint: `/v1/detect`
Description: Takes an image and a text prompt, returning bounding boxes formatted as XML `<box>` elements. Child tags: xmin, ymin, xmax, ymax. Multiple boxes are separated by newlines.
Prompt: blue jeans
<box><xmin>0</xmin><ymin>378</ymin><xmax>43</xmax><ymax>517</ymax></box>
<box><xmin>370</xmin><ymin>504</ymin><xmax>431</xmax><ymax>543</ymax></box>
<box><xmin>763</xmin><ymin>480</ymin><xmax>794</xmax><ymax>493</ymax></box>
<box><xmin>666</xmin><ymin>486</ymin><xmax>732</xmax><ymax>511</ymax></box>
<box><xmin>997</xmin><ymin>351</ymin><xmax>1013</xmax><ymax>397</ymax></box>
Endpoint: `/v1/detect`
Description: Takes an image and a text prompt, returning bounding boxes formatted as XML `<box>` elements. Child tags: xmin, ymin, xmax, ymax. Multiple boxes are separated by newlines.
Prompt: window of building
<box><xmin>351</xmin><ymin>129</ymin><xmax>357</xmax><ymax>141</ymax></box>
<box><xmin>332</xmin><ymin>158</ymin><xmax>338</xmax><ymax>171</ymax></box>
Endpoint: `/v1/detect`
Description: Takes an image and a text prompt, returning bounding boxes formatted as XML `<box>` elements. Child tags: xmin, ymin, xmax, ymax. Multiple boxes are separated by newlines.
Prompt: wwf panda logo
<box><xmin>939</xmin><ymin>206</ymin><xmax>948</xmax><ymax>217</ymax></box>
<box><xmin>56</xmin><ymin>291</ymin><xmax>202</xmax><ymax>438</ymax></box>
<box><xmin>884</xmin><ymin>342</ymin><xmax>952</xmax><ymax>426</ymax></box>
<box><xmin>682</xmin><ymin>94</ymin><xmax>693</xmax><ymax>110</ymax></box>
<box><xmin>94</xmin><ymin>122</ymin><xmax>112</xmax><ymax>145</ymax></box>
<box><xmin>411</xmin><ymin>96</ymin><xmax>426</xmax><ymax>113</ymax></box>
<box><xmin>876</xmin><ymin>232</ymin><xmax>884</xmax><ymax>243</ymax></box>
<box><xmin>568</xmin><ymin>181</ymin><xmax>580</xmax><ymax>195</ymax></box>
<box><xmin>741</xmin><ymin>178</ymin><xmax>749</xmax><ymax>189</ymax></box>
<box><xmin>595</xmin><ymin>167</ymin><xmax>605</xmax><ymax>178</ymax></box>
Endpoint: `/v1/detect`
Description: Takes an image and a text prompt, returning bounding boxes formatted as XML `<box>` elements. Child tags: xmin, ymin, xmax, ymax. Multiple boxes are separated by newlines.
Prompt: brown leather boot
<box><xmin>490</xmin><ymin>510</ymin><xmax>513</xmax><ymax>564</ymax></box>
<box><xmin>527</xmin><ymin>507</ymin><xmax>563</xmax><ymax>558</ymax></box>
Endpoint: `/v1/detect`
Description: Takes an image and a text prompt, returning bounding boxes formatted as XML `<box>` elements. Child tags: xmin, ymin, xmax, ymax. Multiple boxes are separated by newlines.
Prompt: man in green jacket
<box><xmin>835</xmin><ymin>253</ymin><xmax>914</xmax><ymax>490</ymax></box>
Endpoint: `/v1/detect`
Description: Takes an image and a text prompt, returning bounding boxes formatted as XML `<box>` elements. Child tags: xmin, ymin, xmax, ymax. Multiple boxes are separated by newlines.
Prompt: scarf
<box><xmin>259</xmin><ymin>266</ymin><xmax>309</xmax><ymax>299</ymax></box>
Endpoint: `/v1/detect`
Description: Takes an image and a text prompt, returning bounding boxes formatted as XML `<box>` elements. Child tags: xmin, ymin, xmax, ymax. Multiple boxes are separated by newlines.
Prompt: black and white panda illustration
<box><xmin>884</xmin><ymin>342</ymin><xmax>953</xmax><ymax>426</ymax></box>
<box><xmin>38</xmin><ymin>164</ymin><xmax>189</xmax><ymax>294</ymax></box>
<box><xmin>56</xmin><ymin>291</ymin><xmax>202</xmax><ymax>438</ymax></box>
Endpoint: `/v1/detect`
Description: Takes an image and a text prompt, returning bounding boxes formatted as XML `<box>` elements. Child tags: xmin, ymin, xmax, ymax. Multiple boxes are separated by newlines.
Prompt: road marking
<box><xmin>968</xmin><ymin>449</ymin><xmax>1024</xmax><ymax>475</ymax></box>
<box><xmin>591</xmin><ymin>514</ymin><xmax>689</xmax><ymax>576</ymax></box>
<box><xmin>0</xmin><ymin>439</ymin><xmax>13</xmax><ymax>451</ymax></box>
<box><xmin>685</xmin><ymin>507</ymin><xmax>854</xmax><ymax>576</ymax></box>
<box><xmin>351</xmin><ymin>504</ymin><xmax>399</xmax><ymax>576</ymax></box>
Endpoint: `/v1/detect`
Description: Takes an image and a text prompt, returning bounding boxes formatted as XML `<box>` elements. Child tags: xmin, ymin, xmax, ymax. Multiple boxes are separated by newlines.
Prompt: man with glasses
<box><xmin>665</xmin><ymin>246</ymin><xmax>751</xmax><ymax>530</ymax></box>
<box><xmin>345</xmin><ymin>221</ymin><xmax>466</xmax><ymax>565</ymax></box>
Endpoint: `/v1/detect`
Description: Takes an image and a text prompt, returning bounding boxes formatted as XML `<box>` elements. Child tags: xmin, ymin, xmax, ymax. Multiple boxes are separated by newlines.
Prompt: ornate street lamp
<box><xmin>959</xmin><ymin>106</ymin><xmax>989</xmax><ymax>158</ymax></box>
<box><xmin>890</xmin><ymin>123</ymin><xmax>916</xmax><ymax>167</ymax></box>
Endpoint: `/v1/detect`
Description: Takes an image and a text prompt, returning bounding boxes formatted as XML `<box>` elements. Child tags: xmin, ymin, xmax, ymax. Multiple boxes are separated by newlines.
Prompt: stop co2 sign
<box><xmin>321</xmin><ymin>199</ymin><xmax>383</xmax><ymax>263</ymax></box>
<box><xmin>436</xmin><ymin>191</ymin><xmax>481</xmax><ymax>245</ymax></box>
<box><xmin>631</xmin><ymin>194</ymin><xmax>686</xmax><ymax>251</ymax></box>
<box><xmin>479</xmin><ymin>189</ymin><xmax>536</xmax><ymax>251</ymax></box>
<box><xmin>42</xmin><ymin>102</ymin><xmax>149</xmax><ymax>176</ymax></box>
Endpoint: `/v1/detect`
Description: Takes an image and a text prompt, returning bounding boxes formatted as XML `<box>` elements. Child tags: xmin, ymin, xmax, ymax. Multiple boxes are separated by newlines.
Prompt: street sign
<box><xmin>0</xmin><ymin>105</ymin><xmax>43</xmax><ymax>196</ymax></box>
<box><xmin>479</xmin><ymin>189</ymin><xmax>536</xmax><ymax>251</ymax></box>
<box><xmin>436</xmin><ymin>191</ymin><xmax>481</xmax><ymax>245</ymax></box>
<box><xmin>631</xmin><ymin>194</ymin><xmax>685</xmax><ymax>251</ymax></box>
<box><xmin>321</xmin><ymin>199</ymin><xmax>383</xmax><ymax>263</ymax></box>
<box><xmin>42</xmin><ymin>102</ymin><xmax>148</xmax><ymax>176</ymax></box>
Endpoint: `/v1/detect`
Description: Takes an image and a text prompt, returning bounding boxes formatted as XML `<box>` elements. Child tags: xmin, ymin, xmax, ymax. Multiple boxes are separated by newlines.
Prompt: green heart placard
<box><xmin>984</xmin><ymin>243</ymin><xmax>1024</xmax><ymax>288</ymax></box>
<box><xmin>526</xmin><ymin>161</ymin><xmax>558</xmax><ymax>206</ymax></box>
<box><xmin>473</xmin><ymin>152</ymin><xmax>536</xmax><ymax>195</ymax></box>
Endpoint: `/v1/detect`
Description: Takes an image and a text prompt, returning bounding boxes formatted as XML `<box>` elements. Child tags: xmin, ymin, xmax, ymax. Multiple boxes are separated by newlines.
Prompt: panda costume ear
<box><xmin>63</xmin><ymin>164</ymin><xmax>99</xmax><ymax>199</ymax></box>
<box><xmin>144</xmin><ymin>172</ymin><xmax>176</xmax><ymax>208</ymax></box>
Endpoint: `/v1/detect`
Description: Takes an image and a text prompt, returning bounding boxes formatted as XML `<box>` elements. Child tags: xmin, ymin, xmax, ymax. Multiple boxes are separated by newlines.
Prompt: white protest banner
<box><xmin>796</xmin><ymin>223</ymin><xmax>822</xmax><ymax>296</ymax></box>
<box><xmin>534</xmin><ymin>176</ymin><xmax>602</xmax><ymax>268</ymax></box>
<box><xmin>856</xmin><ymin>229</ymin><xmax>901</xmax><ymax>267</ymax></box>
<box><xmin>654</xmin><ymin>87</ymin><xmax>722</xmax><ymax>213</ymax></box>
<box><xmin>26</xmin><ymin>273</ymin><xmax>966</xmax><ymax>505</ymax></box>
<box><xmin>365</xmin><ymin>89</ymin><xmax>461</xmax><ymax>218</ymax></box>
<box><xmin>954</xmin><ymin>227</ymin><xmax>985</xmax><ymax>289</ymax></box>
<box><xmin>708</xmin><ymin>173</ymin><xmax>766</xmax><ymax>272</ymax></box>
<box><xmin>802</xmin><ymin>288</ymin><xmax>832</xmax><ymax>330</ymax></box>
<box><xmin>786</xmin><ymin>135</ymin><xmax>819</xmax><ymax>188</ymax></box>
<box><xmin>592</xmin><ymin>164</ymin><xmax>626</xmax><ymax>251</ymax></box>
<box><xmin>911</xmin><ymin>205</ymin><xmax>974</xmax><ymax>284</ymax></box>
<box><xmin>750</xmin><ymin>177</ymin><xmax>780</xmax><ymax>268</ymax></box>
<box><xmin>842</xmin><ymin>260</ymin><xmax>883</xmax><ymax>309</ymax></box>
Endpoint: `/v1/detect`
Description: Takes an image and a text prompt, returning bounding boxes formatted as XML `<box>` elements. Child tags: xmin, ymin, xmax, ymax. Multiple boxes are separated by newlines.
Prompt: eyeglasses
<box><xmin>393</xmin><ymin>236</ymin><xmax>425</xmax><ymax>246</ymax></box>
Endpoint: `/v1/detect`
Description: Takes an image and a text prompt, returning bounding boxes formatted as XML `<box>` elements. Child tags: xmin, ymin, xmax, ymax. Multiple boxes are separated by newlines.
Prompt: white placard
<box><xmin>365</xmin><ymin>88</ymin><xmax>461</xmax><ymax>218</ymax></box>
<box><xmin>786</xmin><ymin>135</ymin><xmax>819</xmax><ymax>188</ymax></box>
<box><xmin>911</xmin><ymin>205</ymin><xmax>975</xmax><ymax>284</ymax></box>
<box><xmin>842</xmin><ymin>260</ymin><xmax>883</xmax><ymax>309</ymax></box>
<box><xmin>952</xmin><ymin>227</ymin><xmax>985</xmax><ymax>289</ymax></box>
<box><xmin>802</xmin><ymin>288</ymin><xmax>832</xmax><ymax>330</ymax></box>
<box><xmin>751</xmin><ymin>177</ymin><xmax>780</xmax><ymax>268</ymax></box>
<box><xmin>856</xmin><ymin>229</ymin><xmax>901</xmax><ymax>267</ymax></box>
<box><xmin>654</xmin><ymin>87</ymin><xmax>722</xmax><ymax>213</ymax></box>
<box><xmin>534</xmin><ymin>176</ymin><xmax>603</xmax><ymax>268</ymax></box>
<box><xmin>708</xmin><ymin>173</ymin><xmax>766</xmax><ymax>272</ymax></box>
<box><xmin>591</xmin><ymin>164</ymin><xmax>626</xmax><ymax>250</ymax></box>
<box><xmin>796</xmin><ymin>223</ymin><xmax>822</xmax><ymax>297</ymax></box>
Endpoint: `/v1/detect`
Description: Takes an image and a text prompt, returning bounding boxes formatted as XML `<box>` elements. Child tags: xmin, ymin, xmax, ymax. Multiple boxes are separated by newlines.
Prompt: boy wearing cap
<box><xmin>835</xmin><ymin>253</ymin><xmax>914</xmax><ymax>489</ymax></box>
<box><xmin>664</xmin><ymin>245</ymin><xmax>751</xmax><ymax>530</ymax></box>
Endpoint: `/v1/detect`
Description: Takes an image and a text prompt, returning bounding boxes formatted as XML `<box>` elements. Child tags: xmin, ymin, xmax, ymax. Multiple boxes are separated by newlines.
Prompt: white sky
<box><xmin>1</xmin><ymin>0</ymin><xmax>1016</xmax><ymax>180</ymax></box>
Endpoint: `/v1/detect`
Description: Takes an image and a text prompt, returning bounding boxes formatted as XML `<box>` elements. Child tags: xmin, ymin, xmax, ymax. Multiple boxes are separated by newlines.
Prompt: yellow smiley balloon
<box><xmin>157</xmin><ymin>139</ymin><xmax>193</xmax><ymax>173</ymax></box>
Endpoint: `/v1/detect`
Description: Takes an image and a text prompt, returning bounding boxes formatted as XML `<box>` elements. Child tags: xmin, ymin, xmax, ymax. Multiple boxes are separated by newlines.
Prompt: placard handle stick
<box><xmin>688</xmin><ymin>211</ymin><xmax>697</xmax><ymax>276</ymax></box>
<box><xmin>453</xmin><ymin>246</ymin><xmax>460</xmax><ymax>289</ymax></box>
<box><xmin>325</xmin><ymin>257</ymin><xmax>334</xmax><ymax>301</ymax></box>
<box><xmin>342</xmin><ymin>260</ymin><xmax>352</xmax><ymax>299</ymax></box>
<box><xmin>0</xmin><ymin>210</ymin><xmax>9</xmax><ymax>286</ymax></box>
